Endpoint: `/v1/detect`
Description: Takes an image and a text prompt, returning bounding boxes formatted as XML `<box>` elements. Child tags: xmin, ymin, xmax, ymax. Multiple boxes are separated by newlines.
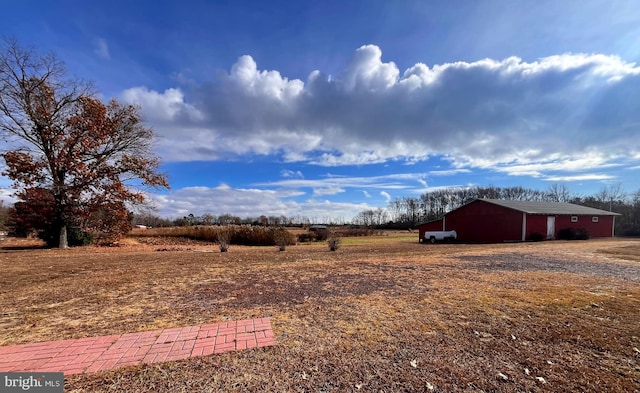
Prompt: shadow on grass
<box><xmin>0</xmin><ymin>237</ymin><xmax>48</xmax><ymax>251</ymax></box>
<box><xmin>0</xmin><ymin>245</ymin><xmax>48</xmax><ymax>251</ymax></box>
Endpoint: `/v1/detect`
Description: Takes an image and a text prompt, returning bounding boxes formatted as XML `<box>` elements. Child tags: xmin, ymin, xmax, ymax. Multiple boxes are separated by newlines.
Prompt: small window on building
<box><xmin>592</xmin><ymin>216</ymin><xmax>599</xmax><ymax>223</ymax></box>
<box><xmin>571</xmin><ymin>216</ymin><xmax>578</xmax><ymax>223</ymax></box>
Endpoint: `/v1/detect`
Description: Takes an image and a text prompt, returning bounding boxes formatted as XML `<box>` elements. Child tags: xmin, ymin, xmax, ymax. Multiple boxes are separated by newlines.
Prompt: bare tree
<box><xmin>596</xmin><ymin>183</ymin><xmax>627</xmax><ymax>211</ymax></box>
<box><xmin>200</xmin><ymin>213</ymin><xmax>216</xmax><ymax>226</ymax></box>
<box><xmin>546</xmin><ymin>183</ymin><xmax>572</xmax><ymax>203</ymax></box>
<box><xmin>631</xmin><ymin>189</ymin><xmax>640</xmax><ymax>233</ymax></box>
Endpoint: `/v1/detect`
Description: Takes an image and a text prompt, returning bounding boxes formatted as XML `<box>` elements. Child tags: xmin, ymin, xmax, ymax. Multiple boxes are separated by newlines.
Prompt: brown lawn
<box><xmin>1</xmin><ymin>234</ymin><xmax>639</xmax><ymax>392</ymax></box>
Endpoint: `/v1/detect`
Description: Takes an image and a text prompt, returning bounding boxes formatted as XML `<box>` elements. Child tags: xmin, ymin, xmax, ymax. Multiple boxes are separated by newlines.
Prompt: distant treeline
<box><xmin>5</xmin><ymin>183</ymin><xmax>631</xmax><ymax>238</ymax></box>
<box><xmin>130</xmin><ymin>212</ymin><xmax>343</xmax><ymax>229</ymax></box>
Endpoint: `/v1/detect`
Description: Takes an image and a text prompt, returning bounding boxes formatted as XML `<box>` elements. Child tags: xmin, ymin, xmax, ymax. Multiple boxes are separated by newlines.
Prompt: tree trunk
<box><xmin>59</xmin><ymin>224</ymin><xmax>68</xmax><ymax>249</ymax></box>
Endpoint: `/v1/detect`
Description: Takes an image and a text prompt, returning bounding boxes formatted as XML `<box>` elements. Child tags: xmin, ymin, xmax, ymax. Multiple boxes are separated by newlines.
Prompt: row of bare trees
<box><xmin>380</xmin><ymin>185</ymin><xmax>557</xmax><ymax>227</ymax></box>
<box><xmin>131</xmin><ymin>212</ymin><xmax>348</xmax><ymax>228</ymax></box>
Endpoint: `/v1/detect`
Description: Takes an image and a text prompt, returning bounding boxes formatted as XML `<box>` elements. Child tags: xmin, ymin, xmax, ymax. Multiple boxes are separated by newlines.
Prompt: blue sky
<box><xmin>2</xmin><ymin>0</ymin><xmax>640</xmax><ymax>220</ymax></box>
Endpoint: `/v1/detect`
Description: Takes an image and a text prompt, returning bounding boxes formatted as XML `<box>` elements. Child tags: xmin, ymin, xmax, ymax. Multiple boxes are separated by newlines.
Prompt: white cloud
<box><xmin>93</xmin><ymin>38</ymin><xmax>110</xmax><ymax>60</ymax></box>
<box><xmin>258</xmin><ymin>173</ymin><xmax>424</xmax><ymax>190</ymax></box>
<box><xmin>121</xmin><ymin>87</ymin><xmax>203</xmax><ymax>123</ymax></box>
<box><xmin>151</xmin><ymin>185</ymin><xmax>301</xmax><ymax>218</ymax></box>
<box><xmin>0</xmin><ymin>188</ymin><xmax>18</xmax><ymax>205</ymax></box>
<box><xmin>543</xmin><ymin>174</ymin><xmax>615</xmax><ymax>182</ymax></box>
<box><xmin>428</xmin><ymin>169</ymin><xmax>472</xmax><ymax>176</ymax></box>
<box><xmin>313</xmin><ymin>186</ymin><xmax>345</xmax><ymax>196</ymax></box>
<box><xmin>149</xmin><ymin>185</ymin><xmax>369</xmax><ymax>221</ymax></box>
<box><xmin>0</xmin><ymin>175</ymin><xmax>17</xmax><ymax>205</ymax></box>
<box><xmin>122</xmin><ymin>45</ymin><xmax>640</xmax><ymax>177</ymax></box>
<box><xmin>484</xmin><ymin>152</ymin><xmax>621</xmax><ymax>177</ymax></box>
<box><xmin>362</xmin><ymin>190</ymin><xmax>371</xmax><ymax>198</ymax></box>
<box><xmin>380</xmin><ymin>191</ymin><xmax>392</xmax><ymax>202</ymax></box>
<box><xmin>281</xmin><ymin>169</ymin><xmax>304</xmax><ymax>178</ymax></box>
<box><xmin>342</xmin><ymin>44</ymin><xmax>400</xmax><ymax>91</ymax></box>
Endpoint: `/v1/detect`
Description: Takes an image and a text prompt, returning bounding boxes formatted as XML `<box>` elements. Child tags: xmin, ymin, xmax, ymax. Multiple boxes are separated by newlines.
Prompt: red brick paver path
<box><xmin>0</xmin><ymin>318</ymin><xmax>275</xmax><ymax>375</ymax></box>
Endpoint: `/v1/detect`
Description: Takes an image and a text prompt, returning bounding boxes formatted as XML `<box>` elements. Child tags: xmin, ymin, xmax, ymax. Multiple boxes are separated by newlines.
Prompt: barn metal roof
<box><xmin>478</xmin><ymin>199</ymin><xmax>621</xmax><ymax>216</ymax></box>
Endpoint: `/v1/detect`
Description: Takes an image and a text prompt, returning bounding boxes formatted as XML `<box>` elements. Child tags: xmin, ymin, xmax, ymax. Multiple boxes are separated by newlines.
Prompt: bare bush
<box><xmin>217</xmin><ymin>228</ymin><xmax>230</xmax><ymax>252</ymax></box>
<box><xmin>328</xmin><ymin>232</ymin><xmax>341</xmax><ymax>251</ymax></box>
<box><xmin>273</xmin><ymin>228</ymin><xmax>289</xmax><ymax>251</ymax></box>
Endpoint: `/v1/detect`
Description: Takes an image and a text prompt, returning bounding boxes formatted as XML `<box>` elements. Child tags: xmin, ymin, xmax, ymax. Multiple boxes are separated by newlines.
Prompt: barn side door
<box><xmin>546</xmin><ymin>216</ymin><xmax>556</xmax><ymax>239</ymax></box>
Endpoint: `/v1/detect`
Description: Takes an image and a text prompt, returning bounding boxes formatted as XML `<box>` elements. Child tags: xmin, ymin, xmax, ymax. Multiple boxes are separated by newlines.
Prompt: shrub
<box><xmin>297</xmin><ymin>232</ymin><xmax>317</xmax><ymax>243</ymax></box>
<box><xmin>67</xmin><ymin>227</ymin><xmax>94</xmax><ymax>247</ymax></box>
<box><xmin>558</xmin><ymin>228</ymin><xmax>576</xmax><ymax>240</ymax></box>
<box><xmin>622</xmin><ymin>228</ymin><xmax>640</xmax><ymax>237</ymax></box>
<box><xmin>575</xmin><ymin>228</ymin><xmax>590</xmax><ymax>240</ymax></box>
<box><xmin>327</xmin><ymin>233</ymin><xmax>341</xmax><ymax>251</ymax></box>
<box><xmin>275</xmin><ymin>227</ymin><xmax>297</xmax><ymax>246</ymax></box>
<box><xmin>315</xmin><ymin>229</ymin><xmax>329</xmax><ymax>241</ymax></box>
<box><xmin>528</xmin><ymin>232</ymin><xmax>544</xmax><ymax>242</ymax></box>
<box><xmin>557</xmin><ymin>227</ymin><xmax>590</xmax><ymax>241</ymax></box>
<box><xmin>273</xmin><ymin>228</ymin><xmax>290</xmax><ymax>251</ymax></box>
<box><xmin>298</xmin><ymin>229</ymin><xmax>330</xmax><ymax>243</ymax></box>
<box><xmin>39</xmin><ymin>225</ymin><xmax>94</xmax><ymax>247</ymax></box>
<box><xmin>217</xmin><ymin>228</ymin><xmax>230</xmax><ymax>252</ymax></box>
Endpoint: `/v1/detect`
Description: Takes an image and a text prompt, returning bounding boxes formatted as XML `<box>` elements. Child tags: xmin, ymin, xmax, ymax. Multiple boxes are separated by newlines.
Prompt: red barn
<box><xmin>418</xmin><ymin>198</ymin><xmax>620</xmax><ymax>243</ymax></box>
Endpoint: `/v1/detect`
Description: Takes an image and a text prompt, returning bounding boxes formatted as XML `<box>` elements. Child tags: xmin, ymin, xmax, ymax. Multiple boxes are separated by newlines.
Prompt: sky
<box><xmin>2</xmin><ymin>0</ymin><xmax>640</xmax><ymax>221</ymax></box>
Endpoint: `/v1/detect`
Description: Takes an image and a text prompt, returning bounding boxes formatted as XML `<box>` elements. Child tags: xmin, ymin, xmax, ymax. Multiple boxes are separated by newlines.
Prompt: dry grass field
<box><xmin>1</xmin><ymin>233</ymin><xmax>639</xmax><ymax>392</ymax></box>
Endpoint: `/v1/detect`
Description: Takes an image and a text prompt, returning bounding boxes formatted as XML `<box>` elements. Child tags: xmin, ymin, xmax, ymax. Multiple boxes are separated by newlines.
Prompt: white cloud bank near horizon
<box><xmin>122</xmin><ymin>45</ymin><xmax>640</xmax><ymax>177</ymax></box>
<box><xmin>146</xmin><ymin>172</ymin><xmax>439</xmax><ymax>219</ymax></box>
<box><xmin>148</xmin><ymin>184</ymin><xmax>371</xmax><ymax>221</ymax></box>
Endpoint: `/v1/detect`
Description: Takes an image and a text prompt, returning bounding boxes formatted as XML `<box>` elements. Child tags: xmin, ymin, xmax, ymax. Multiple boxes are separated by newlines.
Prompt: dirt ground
<box><xmin>1</xmin><ymin>234</ymin><xmax>639</xmax><ymax>392</ymax></box>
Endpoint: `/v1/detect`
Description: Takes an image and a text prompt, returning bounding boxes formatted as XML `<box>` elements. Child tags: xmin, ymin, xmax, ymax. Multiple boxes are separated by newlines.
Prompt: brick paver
<box><xmin>0</xmin><ymin>318</ymin><xmax>275</xmax><ymax>375</ymax></box>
